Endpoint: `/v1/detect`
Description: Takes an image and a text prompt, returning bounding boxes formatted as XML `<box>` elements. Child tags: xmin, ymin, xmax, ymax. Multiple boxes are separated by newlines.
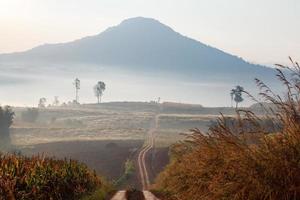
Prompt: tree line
<box><xmin>38</xmin><ymin>78</ymin><xmax>106</xmax><ymax>108</ymax></box>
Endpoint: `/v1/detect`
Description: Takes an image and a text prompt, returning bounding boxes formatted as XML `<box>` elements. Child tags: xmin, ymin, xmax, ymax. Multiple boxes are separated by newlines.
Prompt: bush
<box><xmin>0</xmin><ymin>106</ymin><xmax>14</xmax><ymax>148</ymax></box>
<box><xmin>0</xmin><ymin>153</ymin><xmax>102</xmax><ymax>200</ymax></box>
<box><xmin>155</xmin><ymin>59</ymin><xmax>300</xmax><ymax>200</ymax></box>
<box><xmin>114</xmin><ymin>159</ymin><xmax>135</xmax><ymax>187</ymax></box>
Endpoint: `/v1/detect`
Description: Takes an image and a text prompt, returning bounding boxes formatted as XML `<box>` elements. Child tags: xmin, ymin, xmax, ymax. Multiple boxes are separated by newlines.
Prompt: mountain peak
<box><xmin>120</xmin><ymin>17</ymin><xmax>162</xmax><ymax>26</ymax></box>
<box><xmin>116</xmin><ymin>17</ymin><xmax>174</xmax><ymax>33</ymax></box>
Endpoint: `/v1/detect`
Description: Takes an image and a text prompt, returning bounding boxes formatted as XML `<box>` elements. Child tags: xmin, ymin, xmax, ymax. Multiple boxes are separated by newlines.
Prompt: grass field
<box><xmin>11</xmin><ymin>104</ymin><xmax>155</xmax><ymax>146</ymax></box>
<box><xmin>11</xmin><ymin>102</ymin><xmax>239</xmax><ymax>146</ymax></box>
<box><xmin>154</xmin><ymin>114</ymin><xmax>224</xmax><ymax>147</ymax></box>
<box><xmin>9</xmin><ymin>102</ymin><xmax>262</xmax><ymax>188</ymax></box>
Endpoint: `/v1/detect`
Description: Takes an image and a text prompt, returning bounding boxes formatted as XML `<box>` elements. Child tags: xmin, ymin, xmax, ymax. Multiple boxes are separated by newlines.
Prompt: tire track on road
<box><xmin>137</xmin><ymin>114</ymin><xmax>159</xmax><ymax>190</ymax></box>
<box><xmin>111</xmin><ymin>114</ymin><xmax>160</xmax><ymax>199</ymax></box>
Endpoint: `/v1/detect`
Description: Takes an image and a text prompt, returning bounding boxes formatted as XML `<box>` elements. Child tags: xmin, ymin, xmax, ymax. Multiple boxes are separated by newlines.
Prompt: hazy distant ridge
<box><xmin>0</xmin><ymin>17</ymin><xmax>275</xmax><ymax>81</ymax></box>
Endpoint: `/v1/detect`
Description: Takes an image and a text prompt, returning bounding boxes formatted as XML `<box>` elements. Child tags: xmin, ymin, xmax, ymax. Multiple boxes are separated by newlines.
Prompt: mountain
<box><xmin>0</xmin><ymin>17</ymin><xmax>276</xmax><ymax>83</ymax></box>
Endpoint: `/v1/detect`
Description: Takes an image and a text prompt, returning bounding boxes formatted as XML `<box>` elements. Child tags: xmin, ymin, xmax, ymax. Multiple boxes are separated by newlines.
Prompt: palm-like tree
<box><xmin>94</xmin><ymin>81</ymin><xmax>106</xmax><ymax>103</ymax></box>
<box><xmin>74</xmin><ymin>78</ymin><xmax>80</xmax><ymax>103</ymax></box>
<box><xmin>230</xmin><ymin>85</ymin><xmax>244</xmax><ymax>108</ymax></box>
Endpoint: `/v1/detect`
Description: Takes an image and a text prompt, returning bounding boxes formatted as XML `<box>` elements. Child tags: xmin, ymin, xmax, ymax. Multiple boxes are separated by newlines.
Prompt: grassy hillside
<box><xmin>154</xmin><ymin>61</ymin><xmax>300</xmax><ymax>200</ymax></box>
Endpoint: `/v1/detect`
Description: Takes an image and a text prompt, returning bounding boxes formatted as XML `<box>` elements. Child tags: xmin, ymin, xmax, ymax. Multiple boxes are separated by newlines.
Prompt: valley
<box><xmin>11</xmin><ymin>102</ymin><xmax>244</xmax><ymax>189</ymax></box>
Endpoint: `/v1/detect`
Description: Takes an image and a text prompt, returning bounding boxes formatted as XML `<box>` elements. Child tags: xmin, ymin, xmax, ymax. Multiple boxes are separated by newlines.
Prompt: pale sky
<box><xmin>0</xmin><ymin>0</ymin><xmax>299</xmax><ymax>65</ymax></box>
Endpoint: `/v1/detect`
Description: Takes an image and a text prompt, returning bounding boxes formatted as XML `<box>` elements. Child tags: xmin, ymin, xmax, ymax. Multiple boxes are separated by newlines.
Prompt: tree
<box><xmin>38</xmin><ymin>98</ymin><xmax>47</xmax><ymax>108</ymax></box>
<box><xmin>0</xmin><ymin>106</ymin><xmax>14</xmax><ymax>148</ymax></box>
<box><xmin>230</xmin><ymin>85</ymin><xmax>244</xmax><ymax>108</ymax></box>
<box><xmin>74</xmin><ymin>78</ymin><xmax>80</xmax><ymax>104</ymax></box>
<box><xmin>94</xmin><ymin>81</ymin><xmax>106</xmax><ymax>103</ymax></box>
<box><xmin>53</xmin><ymin>96</ymin><xmax>60</xmax><ymax>106</ymax></box>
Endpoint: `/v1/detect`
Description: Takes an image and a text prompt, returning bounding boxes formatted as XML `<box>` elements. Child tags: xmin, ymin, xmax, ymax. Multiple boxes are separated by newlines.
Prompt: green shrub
<box><xmin>0</xmin><ymin>153</ymin><xmax>102</xmax><ymax>200</ymax></box>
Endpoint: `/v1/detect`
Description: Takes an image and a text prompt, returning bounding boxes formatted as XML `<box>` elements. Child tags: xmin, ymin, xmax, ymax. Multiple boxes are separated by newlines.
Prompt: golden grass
<box><xmin>154</xmin><ymin>58</ymin><xmax>300</xmax><ymax>200</ymax></box>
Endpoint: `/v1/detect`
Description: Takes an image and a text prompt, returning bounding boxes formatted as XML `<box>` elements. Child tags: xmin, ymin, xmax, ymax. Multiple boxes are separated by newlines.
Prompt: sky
<box><xmin>0</xmin><ymin>0</ymin><xmax>299</xmax><ymax>66</ymax></box>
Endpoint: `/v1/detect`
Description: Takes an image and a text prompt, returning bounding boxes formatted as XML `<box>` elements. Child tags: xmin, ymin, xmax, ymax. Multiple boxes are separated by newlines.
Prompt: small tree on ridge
<box><xmin>94</xmin><ymin>81</ymin><xmax>106</xmax><ymax>104</ymax></box>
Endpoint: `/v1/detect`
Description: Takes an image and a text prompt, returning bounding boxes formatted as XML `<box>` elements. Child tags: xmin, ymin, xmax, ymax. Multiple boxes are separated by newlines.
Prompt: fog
<box><xmin>0</xmin><ymin>62</ymin><xmax>262</xmax><ymax>107</ymax></box>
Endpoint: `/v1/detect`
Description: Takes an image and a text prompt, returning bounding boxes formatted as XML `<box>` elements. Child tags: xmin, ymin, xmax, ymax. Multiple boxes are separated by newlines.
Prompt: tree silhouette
<box><xmin>53</xmin><ymin>96</ymin><xmax>60</xmax><ymax>106</ymax></box>
<box><xmin>230</xmin><ymin>85</ymin><xmax>244</xmax><ymax>108</ymax></box>
<box><xmin>0</xmin><ymin>106</ymin><xmax>14</xmax><ymax>148</ymax></box>
<box><xmin>94</xmin><ymin>81</ymin><xmax>106</xmax><ymax>104</ymax></box>
<box><xmin>38</xmin><ymin>98</ymin><xmax>47</xmax><ymax>108</ymax></box>
<box><xmin>74</xmin><ymin>78</ymin><xmax>80</xmax><ymax>104</ymax></box>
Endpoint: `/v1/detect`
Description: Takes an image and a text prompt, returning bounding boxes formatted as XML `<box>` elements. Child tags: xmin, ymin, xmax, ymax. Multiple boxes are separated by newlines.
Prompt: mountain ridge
<box><xmin>0</xmin><ymin>17</ymin><xmax>275</xmax><ymax>82</ymax></box>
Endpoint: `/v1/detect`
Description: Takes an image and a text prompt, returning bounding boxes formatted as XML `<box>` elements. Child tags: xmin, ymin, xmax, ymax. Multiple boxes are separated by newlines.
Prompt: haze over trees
<box><xmin>94</xmin><ymin>81</ymin><xmax>106</xmax><ymax>103</ymax></box>
<box><xmin>0</xmin><ymin>17</ymin><xmax>280</xmax><ymax>107</ymax></box>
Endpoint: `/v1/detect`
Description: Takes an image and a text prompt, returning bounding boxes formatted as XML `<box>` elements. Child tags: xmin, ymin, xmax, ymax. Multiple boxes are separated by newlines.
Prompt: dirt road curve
<box><xmin>110</xmin><ymin>115</ymin><xmax>160</xmax><ymax>200</ymax></box>
<box><xmin>143</xmin><ymin>191</ymin><xmax>160</xmax><ymax>200</ymax></box>
<box><xmin>111</xmin><ymin>190</ymin><xmax>126</xmax><ymax>200</ymax></box>
<box><xmin>138</xmin><ymin>114</ymin><xmax>159</xmax><ymax>190</ymax></box>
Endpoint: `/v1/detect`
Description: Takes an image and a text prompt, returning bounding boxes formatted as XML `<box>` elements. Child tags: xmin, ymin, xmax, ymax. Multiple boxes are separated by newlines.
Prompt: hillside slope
<box><xmin>0</xmin><ymin>17</ymin><xmax>275</xmax><ymax>81</ymax></box>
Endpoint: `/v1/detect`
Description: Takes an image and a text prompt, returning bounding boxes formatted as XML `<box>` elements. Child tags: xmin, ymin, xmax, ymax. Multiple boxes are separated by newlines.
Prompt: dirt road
<box><xmin>137</xmin><ymin>114</ymin><xmax>159</xmax><ymax>190</ymax></box>
<box><xmin>110</xmin><ymin>115</ymin><xmax>160</xmax><ymax>200</ymax></box>
<box><xmin>111</xmin><ymin>190</ymin><xmax>126</xmax><ymax>200</ymax></box>
<box><xmin>110</xmin><ymin>190</ymin><xmax>160</xmax><ymax>200</ymax></box>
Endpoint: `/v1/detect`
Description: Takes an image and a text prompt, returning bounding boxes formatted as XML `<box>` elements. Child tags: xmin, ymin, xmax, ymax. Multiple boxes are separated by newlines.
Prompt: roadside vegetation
<box><xmin>154</xmin><ymin>59</ymin><xmax>300</xmax><ymax>200</ymax></box>
<box><xmin>114</xmin><ymin>159</ymin><xmax>135</xmax><ymax>187</ymax></box>
<box><xmin>0</xmin><ymin>153</ymin><xmax>111</xmax><ymax>200</ymax></box>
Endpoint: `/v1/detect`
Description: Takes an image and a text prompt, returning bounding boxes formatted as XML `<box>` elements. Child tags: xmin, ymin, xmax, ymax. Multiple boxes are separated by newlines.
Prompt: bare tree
<box><xmin>74</xmin><ymin>78</ymin><xmax>80</xmax><ymax>104</ymax></box>
<box><xmin>94</xmin><ymin>81</ymin><xmax>106</xmax><ymax>103</ymax></box>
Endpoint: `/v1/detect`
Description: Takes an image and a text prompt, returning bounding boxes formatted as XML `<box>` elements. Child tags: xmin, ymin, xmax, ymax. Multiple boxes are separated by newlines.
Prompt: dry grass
<box><xmin>11</xmin><ymin>108</ymin><xmax>153</xmax><ymax>146</ymax></box>
<box><xmin>155</xmin><ymin>58</ymin><xmax>300</xmax><ymax>200</ymax></box>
